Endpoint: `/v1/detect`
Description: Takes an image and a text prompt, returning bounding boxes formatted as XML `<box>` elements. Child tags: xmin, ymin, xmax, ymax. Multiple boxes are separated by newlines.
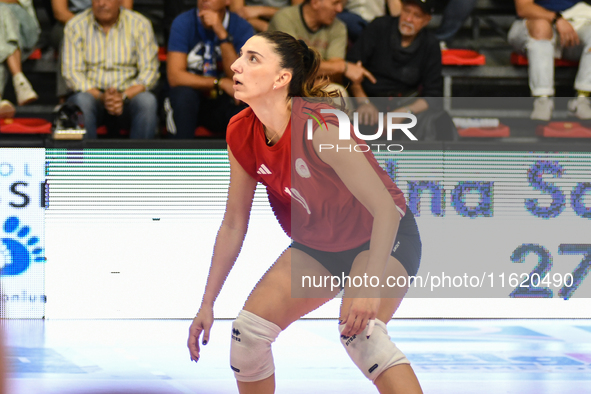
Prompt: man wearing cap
<box><xmin>347</xmin><ymin>0</ymin><xmax>451</xmax><ymax>140</ymax></box>
<box><xmin>508</xmin><ymin>0</ymin><xmax>591</xmax><ymax>120</ymax></box>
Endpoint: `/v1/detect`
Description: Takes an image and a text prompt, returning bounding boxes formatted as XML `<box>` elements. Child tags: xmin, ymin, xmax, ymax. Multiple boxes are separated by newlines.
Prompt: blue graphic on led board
<box><xmin>1</xmin><ymin>216</ymin><xmax>45</xmax><ymax>276</ymax></box>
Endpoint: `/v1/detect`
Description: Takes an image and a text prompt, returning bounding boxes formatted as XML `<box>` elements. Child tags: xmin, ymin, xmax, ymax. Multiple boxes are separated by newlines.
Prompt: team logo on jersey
<box><xmin>257</xmin><ymin>164</ymin><xmax>272</xmax><ymax>175</ymax></box>
<box><xmin>295</xmin><ymin>158</ymin><xmax>311</xmax><ymax>178</ymax></box>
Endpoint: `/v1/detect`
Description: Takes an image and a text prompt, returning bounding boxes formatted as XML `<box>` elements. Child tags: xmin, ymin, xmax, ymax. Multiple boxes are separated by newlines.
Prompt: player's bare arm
<box><xmin>188</xmin><ymin>147</ymin><xmax>257</xmax><ymax>362</ymax></box>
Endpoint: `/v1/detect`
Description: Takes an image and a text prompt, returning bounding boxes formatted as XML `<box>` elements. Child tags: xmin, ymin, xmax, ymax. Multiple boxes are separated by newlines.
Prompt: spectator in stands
<box><xmin>230</xmin><ymin>0</ymin><xmax>303</xmax><ymax>32</ymax></box>
<box><xmin>62</xmin><ymin>0</ymin><xmax>160</xmax><ymax>138</ymax></box>
<box><xmin>50</xmin><ymin>0</ymin><xmax>132</xmax><ymax>101</ymax></box>
<box><xmin>165</xmin><ymin>0</ymin><xmax>254</xmax><ymax>138</ymax></box>
<box><xmin>347</xmin><ymin>0</ymin><xmax>453</xmax><ymax>140</ymax></box>
<box><xmin>388</xmin><ymin>0</ymin><xmax>478</xmax><ymax>49</ymax></box>
<box><xmin>337</xmin><ymin>0</ymin><xmax>400</xmax><ymax>43</ymax></box>
<box><xmin>509</xmin><ymin>0</ymin><xmax>591</xmax><ymax>120</ymax></box>
<box><xmin>268</xmin><ymin>0</ymin><xmax>375</xmax><ymax>90</ymax></box>
<box><xmin>0</xmin><ymin>0</ymin><xmax>40</xmax><ymax>118</ymax></box>
<box><xmin>433</xmin><ymin>0</ymin><xmax>478</xmax><ymax>48</ymax></box>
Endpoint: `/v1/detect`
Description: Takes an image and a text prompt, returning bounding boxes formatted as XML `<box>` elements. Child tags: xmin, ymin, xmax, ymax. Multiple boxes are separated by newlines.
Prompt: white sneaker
<box><xmin>13</xmin><ymin>72</ymin><xmax>38</xmax><ymax>106</ymax></box>
<box><xmin>568</xmin><ymin>96</ymin><xmax>591</xmax><ymax>119</ymax></box>
<box><xmin>0</xmin><ymin>100</ymin><xmax>15</xmax><ymax>118</ymax></box>
<box><xmin>530</xmin><ymin>97</ymin><xmax>554</xmax><ymax>121</ymax></box>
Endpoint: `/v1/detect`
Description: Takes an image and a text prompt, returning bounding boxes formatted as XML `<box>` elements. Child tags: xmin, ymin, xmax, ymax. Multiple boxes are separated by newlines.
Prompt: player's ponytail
<box><xmin>257</xmin><ymin>31</ymin><xmax>340</xmax><ymax>99</ymax></box>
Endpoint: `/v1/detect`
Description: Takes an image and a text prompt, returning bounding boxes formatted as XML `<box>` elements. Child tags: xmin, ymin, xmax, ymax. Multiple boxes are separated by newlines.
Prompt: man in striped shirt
<box><xmin>62</xmin><ymin>0</ymin><xmax>160</xmax><ymax>138</ymax></box>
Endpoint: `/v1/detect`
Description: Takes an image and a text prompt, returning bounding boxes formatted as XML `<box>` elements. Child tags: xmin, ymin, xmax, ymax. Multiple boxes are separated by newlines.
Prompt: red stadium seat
<box><xmin>457</xmin><ymin>124</ymin><xmax>510</xmax><ymax>138</ymax></box>
<box><xmin>536</xmin><ymin>122</ymin><xmax>591</xmax><ymax>138</ymax></box>
<box><xmin>96</xmin><ymin>125</ymin><xmax>129</xmax><ymax>136</ymax></box>
<box><xmin>162</xmin><ymin>126</ymin><xmax>216</xmax><ymax>138</ymax></box>
<box><xmin>511</xmin><ymin>52</ymin><xmax>578</xmax><ymax>67</ymax></box>
<box><xmin>0</xmin><ymin>118</ymin><xmax>51</xmax><ymax>134</ymax></box>
<box><xmin>195</xmin><ymin>126</ymin><xmax>215</xmax><ymax>137</ymax></box>
<box><xmin>441</xmin><ymin>49</ymin><xmax>486</xmax><ymax>66</ymax></box>
<box><xmin>158</xmin><ymin>47</ymin><xmax>167</xmax><ymax>62</ymax></box>
<box><xmin>27</xmin><ymin>49</ymin><xmax>42</xmax><ymax>60</ymax></box>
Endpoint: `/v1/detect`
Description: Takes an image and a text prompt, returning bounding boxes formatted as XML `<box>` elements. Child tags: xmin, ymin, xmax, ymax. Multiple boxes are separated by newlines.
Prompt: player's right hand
<box><xmin>188</xmin><ymin>306</ymin><xmax>214</xmax><ymax>362</ymax></box>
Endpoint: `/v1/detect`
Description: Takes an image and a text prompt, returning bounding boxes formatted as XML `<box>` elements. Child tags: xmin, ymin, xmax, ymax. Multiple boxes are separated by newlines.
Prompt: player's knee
<box><xmin>339</xmin><ymin>319</ymin><xmax>409</xmax><ymax>382</ymax></box>
<box><xmin>230</xmin><ymin>310</ymin><xmax>282</xmax><ymax>382</ymax></box>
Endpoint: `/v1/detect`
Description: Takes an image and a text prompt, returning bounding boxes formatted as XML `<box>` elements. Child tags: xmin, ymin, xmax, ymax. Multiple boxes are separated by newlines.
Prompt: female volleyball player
<box><xmin>187</xmin><ymin>31</ymin><xmax>423</xmax><ymax>394</ymax></box>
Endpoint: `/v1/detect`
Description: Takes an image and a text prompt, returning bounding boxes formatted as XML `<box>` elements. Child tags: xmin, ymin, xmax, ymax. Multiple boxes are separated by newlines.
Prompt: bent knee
<box><xmin>230</xmin><ymin>310</ymin><xmax>282</xmax><ymax>382</ymax></box>
<box><xmin>131</xmin><ymin>92</ymin><xmax>157</xmax><ymax>112</ymax></box>
<box><xmin>67</xmin><ymin>92</ymin><xmax>96</xmax><ymax>110</ymax></box>
<box><xmin>339</xmin><ymin>319</ymin><xmax>409</xmax><ymax>382</ymax></box>
<box><xmin>527</xmin><ymin>19</ymin><xmax>554</xmax><ymax>40</ymax></box>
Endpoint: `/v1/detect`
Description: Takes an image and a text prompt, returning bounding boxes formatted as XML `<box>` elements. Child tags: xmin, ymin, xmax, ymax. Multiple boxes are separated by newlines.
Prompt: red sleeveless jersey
<box><xmin>226</xmin><ymin>100</ymin><xmax>406</xmax><ymax>252</ymax></box>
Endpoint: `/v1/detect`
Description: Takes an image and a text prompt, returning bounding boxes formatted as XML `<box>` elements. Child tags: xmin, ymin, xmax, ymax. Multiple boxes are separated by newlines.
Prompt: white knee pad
<box><xmin>230</xmin><ymin>310</ymin><xmax>282</xmax><ymax>382</ymax></box>
<box><xmin>339</xmin><ymin>319</ymin><xmax>409</xmax><ymax>382</ymax></box>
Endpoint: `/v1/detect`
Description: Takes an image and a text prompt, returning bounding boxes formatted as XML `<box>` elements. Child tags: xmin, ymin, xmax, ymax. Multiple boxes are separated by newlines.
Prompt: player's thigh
<box><xmin>377</xmin><ymin>254</ymin><xmax>411</xmax><ymax>322</ymax></box>
<box><xmin>243</xmin><ymin>247</ymin><xmax>339</xmax><ymax>330</ymax></box>
<box><xmin>339</xmin><ymin>251</ymin><xmax>409</xmax><ymax>323</ymax></box>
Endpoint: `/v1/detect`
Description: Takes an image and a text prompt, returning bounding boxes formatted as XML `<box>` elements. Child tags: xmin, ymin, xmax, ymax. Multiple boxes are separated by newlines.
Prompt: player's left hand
<box><xmin>339</xmin><ymin>297</ymin><xmax>380</xmax><ymax>338</ymax></box>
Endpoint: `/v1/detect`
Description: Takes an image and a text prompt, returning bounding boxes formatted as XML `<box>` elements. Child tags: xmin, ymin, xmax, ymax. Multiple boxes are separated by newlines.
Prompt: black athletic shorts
<box><xmin>291</xmin><ymin>207</ymin><xmax>421</xmax><ymax>283</ymax></box>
